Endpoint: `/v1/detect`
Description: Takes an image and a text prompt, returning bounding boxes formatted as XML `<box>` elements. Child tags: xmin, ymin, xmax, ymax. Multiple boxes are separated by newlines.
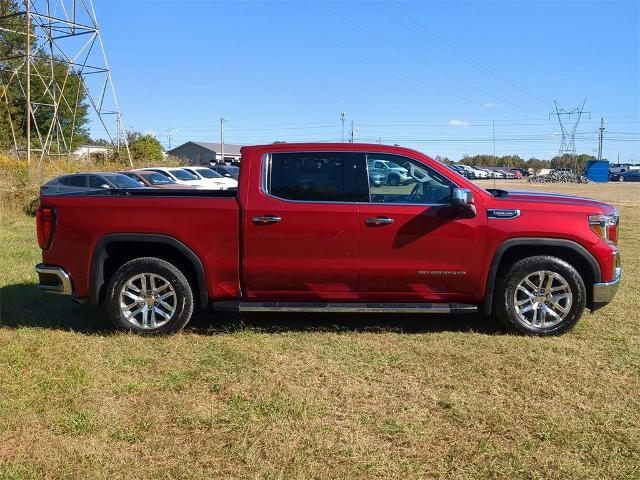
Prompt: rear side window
<box><xmin>267</xmin><ymin>152</ymin><xmax>364</xmax><ymax>202</ymax></box>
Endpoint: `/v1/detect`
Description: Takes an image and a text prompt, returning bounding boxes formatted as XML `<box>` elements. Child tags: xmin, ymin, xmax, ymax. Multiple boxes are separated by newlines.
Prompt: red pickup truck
<box><xmin>35</xmin><ymin>143</ymin><xmax>621</xmax><ymax>336</ymax></box>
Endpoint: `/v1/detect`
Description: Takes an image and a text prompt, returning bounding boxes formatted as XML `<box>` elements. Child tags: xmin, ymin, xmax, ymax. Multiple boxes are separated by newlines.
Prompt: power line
<box><xmin>383</xmin><ymin>0</ymin><xmax>553</xmax><ymax>111</ymax></box>
<box><xmin>316</xmin><ymin>2</ymin><xmax>539</xmax><ymax>118</ymax></box>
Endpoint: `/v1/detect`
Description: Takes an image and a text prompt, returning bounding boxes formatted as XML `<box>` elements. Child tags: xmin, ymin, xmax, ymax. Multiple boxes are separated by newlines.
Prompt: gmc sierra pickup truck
<box><xmin>35</xmin><ymin>143</ymin><xmax>621</xmax><ymax>336</ymax></box>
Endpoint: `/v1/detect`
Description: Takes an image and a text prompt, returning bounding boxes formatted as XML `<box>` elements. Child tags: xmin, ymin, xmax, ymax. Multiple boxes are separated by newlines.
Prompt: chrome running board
<box><xmin>213</xmin><ymin>301</ymin><xmax>478</xmax><ymax>314</ymax></box>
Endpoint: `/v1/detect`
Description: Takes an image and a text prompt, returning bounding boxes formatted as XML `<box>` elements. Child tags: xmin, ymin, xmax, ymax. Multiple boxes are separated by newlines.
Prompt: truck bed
<box><xmin>40</xmin><ymin>189</ymin><xmax>241</xmax><ymax>301</ymax></box>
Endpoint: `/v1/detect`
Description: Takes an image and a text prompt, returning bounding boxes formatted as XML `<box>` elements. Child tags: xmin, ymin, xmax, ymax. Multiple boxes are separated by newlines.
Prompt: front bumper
<box><xmin>35</xmin><ymin>263</ymin><xmax>73</xmax><ymax>295</ymax></box>
<box><xmin>592</xmin><ymin>266</ymin><xmax>622</xmax><ymax>307</ymax></box>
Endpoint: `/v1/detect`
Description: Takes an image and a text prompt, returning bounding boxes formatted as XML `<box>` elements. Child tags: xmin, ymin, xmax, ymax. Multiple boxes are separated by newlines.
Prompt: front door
<box><xmin>243</xmin><ymin>151</ymin><xmax>365</xmax><ymax>300</ymax></box>
<box><xmin>357</xmin><ymin>152</ymin><xmax>486</xmax><ymax>301</ymax></box>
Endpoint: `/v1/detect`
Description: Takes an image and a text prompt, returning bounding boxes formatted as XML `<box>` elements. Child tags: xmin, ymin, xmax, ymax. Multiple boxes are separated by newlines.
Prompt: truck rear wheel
<box><xmin>495</xmin><ymin>255</ymin><xmax>586</xmax><ymax>336</ymax></box>
<box><xmin>106</xmin><ymin>257</ymin><xmax>194</xmax><ymax>334</ymax></box>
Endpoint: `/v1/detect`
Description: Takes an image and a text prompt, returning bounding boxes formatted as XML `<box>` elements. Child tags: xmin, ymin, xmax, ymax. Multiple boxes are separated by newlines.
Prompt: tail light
<box><xmin>589</xmin><ymin>213</ymin><xmax>619</xmax><ymax>245</ymax></box>
<box><xmin>36</xmin><ymin>206</ymin><xmax>57</xmax><ymax>250</ymax></box>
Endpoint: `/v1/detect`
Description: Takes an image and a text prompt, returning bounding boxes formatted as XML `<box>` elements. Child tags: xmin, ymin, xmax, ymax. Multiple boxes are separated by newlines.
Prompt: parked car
<box><xmin>551</xmin><ymin>168</ymin><xmax>573</xmax><ymax>174</ymax></box>
<box><xmin>510</xmin><ymin>167</ymin><xmax>530</xmax><ymax>177</ymax></box>
<box><xmin>137</xmin><ymin>168</ymin><xmax>210</xmax><ymax>189</ymax></box>
<box><xmin>36</xmin><ymin>143</ymin><xmax>621</xmax><ymax>337</ymax></box>
<box><xmin>367</xmin><ymin>158</ymin><xmax>411</xmax><ymax>185</ymax></box>
<box><xmin>468</xmin><ymin>166</ymin><xmax>490</xmax><ymax>179</ymax></box>
<box><xmin>40</xmin><ymin>172</ymin><xmax>145</xmax><ymax>194</ymax></box>
<box><xmin>610</xmin><ymin>170</ymin><xmax>640</xmax><ymax>182</ymax></box>
<box><xmin>118</xmin><ymin>170</ymin><xmax>192</xmax><ymax>189</ymax></box>
<box><xmin>210</xmin><ymin>164</ymin><xmax>240</xmax><ymax>180</ymax></box>
<box><xmin>182</xmin><ymin>166</ymin><xmax>238</xmax><ymax>190</ymax></box>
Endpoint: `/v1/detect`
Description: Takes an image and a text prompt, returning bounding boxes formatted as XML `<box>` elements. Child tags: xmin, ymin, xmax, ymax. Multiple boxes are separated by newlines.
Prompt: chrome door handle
<box><xmin>365</xmin><ymin>216</ymin><xmax>395</xmax><ymax>226</ymax></box>
<box><xmin>252</xmin><ymin>215</ymin><xmax>282</xmax><ymax>225</ymax></box>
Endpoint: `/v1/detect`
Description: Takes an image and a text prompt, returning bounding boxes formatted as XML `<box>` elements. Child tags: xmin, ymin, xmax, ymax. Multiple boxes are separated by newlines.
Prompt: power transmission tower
<box><xmin>340</xmin><ymin>112</ymin><xmax>345</xmax><ymax>142</ymax></box>
<box><xmin>0</xmin><ymin>0</ymin><xmax>131</xmax><ymax>165</ymax></box>
<box><xmin>597</xmin><ymin>117</ymin><xmax>606</xmax><ymax>160</ymax></box>
<box><xmin>550</xmin><ymin>99</ymin><xmax>590</xmax><ymax>172</ymax></box>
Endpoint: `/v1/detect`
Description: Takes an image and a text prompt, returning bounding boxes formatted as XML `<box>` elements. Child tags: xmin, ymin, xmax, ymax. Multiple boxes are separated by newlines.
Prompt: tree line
<box><xmin>435</xmin><ymin>153</ymin><xmax>597</xmax><ymax>173</ymax></box>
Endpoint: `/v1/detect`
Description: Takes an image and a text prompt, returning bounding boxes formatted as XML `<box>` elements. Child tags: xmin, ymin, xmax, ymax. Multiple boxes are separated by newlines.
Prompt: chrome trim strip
<box><xmin>35</xmin><ymin>264</ymin><xmax>73</xmax><ymax>295</ymax></box>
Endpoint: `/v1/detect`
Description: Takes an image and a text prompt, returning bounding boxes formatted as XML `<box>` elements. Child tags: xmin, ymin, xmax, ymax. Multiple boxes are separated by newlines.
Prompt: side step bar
<box><xmin>213</xmin><ymin>301</ymin><xmax>478</xmax><ymax>314</ymax></box>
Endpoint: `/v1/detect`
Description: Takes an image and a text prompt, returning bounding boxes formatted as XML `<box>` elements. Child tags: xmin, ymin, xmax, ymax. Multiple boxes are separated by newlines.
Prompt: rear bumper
<box><xmin>35</xmin><ymin>263</ymin><xmax>73</xmax><ymax>296</ymax></box>
<box><xmin>592</xmin><ymin>266</ymin><xmax>621</xmax><ymax>308</ymax></box>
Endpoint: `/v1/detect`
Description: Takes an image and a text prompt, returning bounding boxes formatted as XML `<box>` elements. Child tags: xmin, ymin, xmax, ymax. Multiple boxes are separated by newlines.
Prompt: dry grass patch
<box><xmin>0</xmin><ymin>182</ymin><xmax>639</xmax><ymax>479</ymax></box>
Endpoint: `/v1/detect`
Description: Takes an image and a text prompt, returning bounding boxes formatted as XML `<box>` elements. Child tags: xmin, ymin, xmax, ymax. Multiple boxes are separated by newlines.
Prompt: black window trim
<box><xmin>260</xmin><ymin>151</ymin><xmax>459</xmax><ymax>206</ymax></box>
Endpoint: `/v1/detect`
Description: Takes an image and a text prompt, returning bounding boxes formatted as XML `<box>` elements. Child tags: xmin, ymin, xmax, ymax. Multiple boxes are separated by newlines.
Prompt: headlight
<box><xmin>589</xmin><ymin>212</ymin><xmax>619</xmax><ymax>245</ymax></box>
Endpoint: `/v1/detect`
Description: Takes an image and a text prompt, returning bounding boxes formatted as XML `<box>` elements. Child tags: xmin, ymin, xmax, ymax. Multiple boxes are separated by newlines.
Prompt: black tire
<box><xmin>106</xmin><ymin>257</ymin><xmax>194</xmax><ymax>334</ymax></box>
<box><xmin>494</xmin><ymin>255</ymin><xmax>586</xmax><ymax>336</ymax></box>
<box><xmin>388</xmin><ymin>174</ymin><xmax>400</xmax><ymax>186</ymax></box>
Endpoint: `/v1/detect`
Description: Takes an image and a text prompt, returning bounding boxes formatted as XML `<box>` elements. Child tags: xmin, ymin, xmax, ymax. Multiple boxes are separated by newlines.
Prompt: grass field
<box><xmin>0</xmin><ymin>181</ymin><xmax>639</xmax><ymax>479</ymax></box>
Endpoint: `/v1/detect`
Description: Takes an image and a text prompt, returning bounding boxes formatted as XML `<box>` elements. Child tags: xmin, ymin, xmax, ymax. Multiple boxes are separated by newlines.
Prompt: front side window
<box><xmin>142</xmin><ymin>172</ymin><xmax>175</xmax><ymax>185</ymax></box>
<box><xmin>88</xmin><ymin>175</ymin><xmax>109</xmax><ymax>188</ymax></box>
<box><xmin>170</xmin><ymin>169</ymin><xmax>199</xmax><ymax>181</ymax></box>
<box><xmin>68</xmin><ymin>175</ymin><xmax>87</xmax><ymax>187</ymax></box>
<box><xmin>192</xmin><ymin>168</ymin><xmax>222</xmax><ymax>179</ymax></box>
<box><xmin>267</xmin><ymin>152</ymin><xmax>362</xmax><ymax>202</ymax></box>
<box><xmin>366</xmin><ymin>153</ymin><xmax>454</xmax><ymax>204</ymax></box>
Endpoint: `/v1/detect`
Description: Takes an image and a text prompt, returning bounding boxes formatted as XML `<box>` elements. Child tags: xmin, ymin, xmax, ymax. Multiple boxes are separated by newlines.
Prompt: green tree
<box><xmin>128</xmin><ymin>133</ymin><xmax>163</xmax><ymax>163</ymax></box>
<box><xmin>0</xmin><ymin>0</ymin><xmax>90</xmax><ymax>152</ymax></box>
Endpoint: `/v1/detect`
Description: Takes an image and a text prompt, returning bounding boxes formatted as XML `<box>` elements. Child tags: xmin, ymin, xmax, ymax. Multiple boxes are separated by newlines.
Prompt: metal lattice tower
<box><xmin>551</xmin><ymin>99</ymin><xmax>590</xmax><ymax>158</ymax></box>
<box><xmin>0</xmin><ymin>0</ymin><xmax>131</xmax><ymax>165</ymax></box>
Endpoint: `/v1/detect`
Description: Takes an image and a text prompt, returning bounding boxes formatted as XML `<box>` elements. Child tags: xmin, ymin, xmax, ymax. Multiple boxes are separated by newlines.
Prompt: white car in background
<box><xmin>136</xmin><ymin>168</ymin><xmax>210</xmax><ymax>189</ymax></box>
<box><xmin>468</xmin><ymin>166</ymin><xmax>490</xmax><ymax>179</ymax></box>
<box><xmin>183</xmin><ymin>166</ymin><xmax>238</xmax><ymax>190</ymax></box>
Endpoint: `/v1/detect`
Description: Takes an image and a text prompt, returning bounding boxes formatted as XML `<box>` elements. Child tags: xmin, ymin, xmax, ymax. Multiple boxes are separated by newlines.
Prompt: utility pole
<box><xmin>597</xmin><ymin>117</ymin><xmax>606</xmax><ymax>160</ymax></box>
<box><xmin>167</xmin><ymin>127</ymin><xmax>173</xmax><ymax>150</ymax></box>
<box><xmin>25</xmin><ymin>0</ymin><xmax>31</xmax><ymax>164</ymax></box>
<box><xmin>349</xmin><ymin>121</ymin><xmax>354</xmax><ymax>143</ymax></box>
<box><xmin>219</xmin><ymin>117</ymin><xmax>227</xmax><ymax>164</ymax></box>
<box><xmin>340</xmin><ymin>112</ymin><xmax>346</xmax><ymax>142</ymax></box>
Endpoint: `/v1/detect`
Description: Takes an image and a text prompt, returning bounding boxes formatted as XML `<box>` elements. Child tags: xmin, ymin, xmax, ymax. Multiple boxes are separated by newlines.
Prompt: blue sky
<box><xmin>91</xmin><ymin>0</ymin><xmax>639</xmax><ymax>162</ymax></box>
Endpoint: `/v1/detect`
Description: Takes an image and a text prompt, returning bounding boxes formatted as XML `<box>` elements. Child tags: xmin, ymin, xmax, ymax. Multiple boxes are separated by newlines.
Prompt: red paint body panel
<box><xmin>39</xmin><ymin>142</ymin><xmax>619</xmax><ymax>307</ymax></box>
<box><xmin>41</xmin><ymin>195</ymin><xmax>240</xmax><ymax>299</ymax></box>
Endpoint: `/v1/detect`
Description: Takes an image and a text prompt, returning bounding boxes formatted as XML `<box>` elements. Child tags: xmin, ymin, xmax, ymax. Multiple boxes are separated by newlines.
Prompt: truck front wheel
<box><xmin>495</xmin><ymin>255</ymin><xmax>586</xmax><ymax>336</ymax></box>
<box><xmin>106</xmin><ymin>257</ymin><xmax>194</xmax><ymax>334</ymax></box>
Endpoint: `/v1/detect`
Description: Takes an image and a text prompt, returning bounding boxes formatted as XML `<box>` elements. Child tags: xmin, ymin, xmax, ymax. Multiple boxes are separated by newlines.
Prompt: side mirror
<box><xmin>100</xmin><ymin>184</ymin><xmax>111</xmax><ymax>189</ymax></box>
<box><xmin>451</xmin><ymin>187</ymin><xmax>476</xmax><ymax>217</ymax></box>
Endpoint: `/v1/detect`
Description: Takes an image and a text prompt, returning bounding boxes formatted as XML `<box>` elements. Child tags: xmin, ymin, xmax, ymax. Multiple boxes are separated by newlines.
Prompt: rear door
<box><xmin>243</xmin><ymin>151</ymin><xmax>365</xmax><ymax>300</ymax></box>
<box><xmin>357</xmin><ymin>152</ymin><xmax>486</xmax><ymax>301</ymax></box>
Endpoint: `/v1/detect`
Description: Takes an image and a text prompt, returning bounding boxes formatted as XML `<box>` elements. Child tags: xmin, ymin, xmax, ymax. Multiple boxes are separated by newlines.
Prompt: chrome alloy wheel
<box><xmin>513</xmin><ymin>270</ymin><xmax>573</xmax><ymax>329</ymax></box>
<box><xmin>119</xmin><ymin>273</ymin><xmax>177</xmax><ymax>329</ymax></box>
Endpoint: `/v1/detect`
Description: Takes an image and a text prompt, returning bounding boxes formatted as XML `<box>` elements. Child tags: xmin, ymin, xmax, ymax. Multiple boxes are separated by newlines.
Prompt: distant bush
<box><xmin>0</xmin><ymin>152</ymin><xmax>184</xmax><ymax>216</ymax></box>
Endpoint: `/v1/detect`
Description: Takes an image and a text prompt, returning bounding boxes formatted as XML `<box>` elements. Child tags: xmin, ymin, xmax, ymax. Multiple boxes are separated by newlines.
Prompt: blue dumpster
<box><xmin>585</xmin><ymin>160</ymin><xmax>609</xmax><ymax>183</ymax></box>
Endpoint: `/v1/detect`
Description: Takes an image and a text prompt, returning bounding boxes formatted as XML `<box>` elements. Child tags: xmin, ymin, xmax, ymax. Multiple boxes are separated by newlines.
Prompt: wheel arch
<box><xmin>482</xmin><ymin>238</ymin><xmax>601</xmax><ymax>316</ymax></box>
<box><xmin>90</xmin><ymin>233</ymin><xmax>209</xmax><ymax>309</ymax></box>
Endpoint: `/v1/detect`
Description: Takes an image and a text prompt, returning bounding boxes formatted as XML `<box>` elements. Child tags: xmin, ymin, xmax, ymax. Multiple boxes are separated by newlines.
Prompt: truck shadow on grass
<box><xmin>0</xmin><ymin>282</ymin><xmax>503</xmax><ymax>335</ymax></box>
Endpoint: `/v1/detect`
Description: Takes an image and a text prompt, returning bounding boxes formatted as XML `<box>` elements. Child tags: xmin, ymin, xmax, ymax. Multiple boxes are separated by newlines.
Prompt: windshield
<box><xmin>193</xmin><ymin>168</ymin><xmax>222</xmax><ymax>179</ymax></box>
<box><xmin>103</xmin><ymin>174</ymin><xmax>144</xmax><ymax>188</ymax></box>
<box><xmin>169</xmin><ymin>169</ymin><xmax>199</xmax><ymax>181</ymax></box>
<box><xmin>382</xmin><ymin>161</ymin><xmax>402</xmax><ymax>169</ymax></box>
<box><xmin>142</xmin><ymin>172</ymin><xmax>175</xmax><ymax>185</ymax></box>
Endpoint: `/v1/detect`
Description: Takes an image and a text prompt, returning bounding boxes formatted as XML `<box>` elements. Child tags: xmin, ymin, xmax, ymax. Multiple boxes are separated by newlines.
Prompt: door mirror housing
<box><xmin>451</xmin><ymin>187</ymin><xmax>476</xmax><ymax>217</ymax></box>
